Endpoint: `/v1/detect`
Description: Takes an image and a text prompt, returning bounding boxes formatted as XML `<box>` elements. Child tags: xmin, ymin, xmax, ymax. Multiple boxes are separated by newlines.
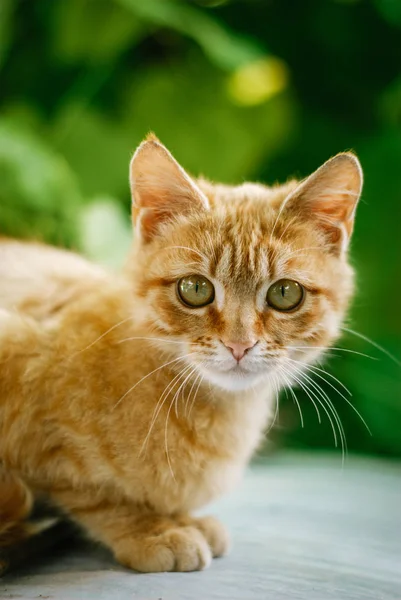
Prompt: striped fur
<box><xmin>0</xmin><ymin>136</ymin><xmax>362</xmax><ymax>573</ymax></box>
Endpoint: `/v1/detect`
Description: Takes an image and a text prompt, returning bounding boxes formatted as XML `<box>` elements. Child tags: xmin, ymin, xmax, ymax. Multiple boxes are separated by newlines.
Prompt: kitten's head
<box><xmin>127</xmin><ymin>135</ymin><xmax>362</xmax><ymax>392</ymax></box>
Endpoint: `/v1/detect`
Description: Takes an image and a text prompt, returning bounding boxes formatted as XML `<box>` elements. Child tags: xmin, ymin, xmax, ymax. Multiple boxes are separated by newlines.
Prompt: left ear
<box><xmin>130</xmin><ymin>134</ymin><xmax>209</xmax><ymax>243</ymax></box>
<box><xmin>283</xmin><ymin>153</ymin><xmax>363</xmax><ymax>255</ymax></box>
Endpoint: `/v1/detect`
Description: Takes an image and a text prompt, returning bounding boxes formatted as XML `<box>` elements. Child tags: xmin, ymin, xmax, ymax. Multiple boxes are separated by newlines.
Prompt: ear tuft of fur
<box><xmin>145</xmin><ymin>131</ymin><xmax>161</xmax><ymax>144</ymax></box>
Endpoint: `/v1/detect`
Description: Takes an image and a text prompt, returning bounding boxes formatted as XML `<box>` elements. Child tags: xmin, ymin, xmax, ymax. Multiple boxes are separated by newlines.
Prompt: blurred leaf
<box><xmin>227</xmin><ymin>57</ymin><xmax>289</xmax><ymax>106</ymax></box>
<box><xmin>117</xmin><ymin>0</ymin><xmax>264</xmax><ymax>70</ymax></box>
<box><xmin>0</xmin><ymin>0</ymin><xmax>14</xmax><ymax>69</ymax></box>
<box><xmin>378</xmin><ymin>75</ymin><xmax>401</xmax><ymax>125</ymax></box>
<box><xmin>352</xmin><ymin>128</ymin><xmax>401</xmax><ymax>337</ymax></box>
<box><xmin>50</xmin><ymin>103</ymin><xmax>133</xmax><ymax>199</ymax></box>
<box><xmin>52</xmin><ymin>0</ymin><xmax>145</xmax><ymax>64</ymax></box>
<box><xmin>120</xmin><ymin>53</ymin><xmax>296</xmax><ymax>182</ymax></box>
<box><xmin>351</xmin><ymin>361</ymin><xmax>401</xmax><ymax>454</ymax></box>
<box><xmin>79</xmin><ymin>198</ymin><xmax>132</xmax><ymax>268</ymax></box>
<box><xmin>193</xmin><ymin>0</ymin><xmax>231</xmax><ymax>7</ymax></box>
<box><xmin>1</xmin><ymin>102</ymin><xmax>46</xmax><ymax>134</ymax></box>
<box><xmin>0</xmin><ymin>119</ymin><xmax>82</xmax><ymax>247</ymax></box>
<box><xmin>50</xmin><ymin>52</ymin><xmax>295</xmax><ymax>199</ymax></box>
<box><xmin>374</xmin><ymin>0</ymin><xmax>401</xmax><ymax>27</ymax></box>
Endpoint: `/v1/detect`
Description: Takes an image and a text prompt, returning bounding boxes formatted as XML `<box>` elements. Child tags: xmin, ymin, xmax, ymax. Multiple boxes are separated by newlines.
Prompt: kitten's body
<box><xmin>0</xmin><ymin>239</ymin><xmax>269</xmax><ymax>570</ymax></box>
<box><xmin>0</xmin><ymin>137</ymin><xmax>362</xmax><ymax>572</ymax></box>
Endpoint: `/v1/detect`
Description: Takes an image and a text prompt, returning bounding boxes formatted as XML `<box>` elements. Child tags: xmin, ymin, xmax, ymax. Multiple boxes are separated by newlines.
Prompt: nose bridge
<box><xmin>223</xmin><ymin>297</ymin><xmax>256</xmax><ymax>343</ymax></box>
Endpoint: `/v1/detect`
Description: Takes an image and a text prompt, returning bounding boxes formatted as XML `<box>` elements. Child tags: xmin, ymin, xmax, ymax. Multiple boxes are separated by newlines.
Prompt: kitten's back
<box><xmin>0</xmin><ymin>239</ymin><xmax>107</xmax><ymax>319</ymax></box>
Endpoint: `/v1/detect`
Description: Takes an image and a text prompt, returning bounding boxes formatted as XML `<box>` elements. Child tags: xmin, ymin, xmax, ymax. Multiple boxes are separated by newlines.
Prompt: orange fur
<box><xmin>0</xmin><ymin>467</ymin><xmax>33</xmax><ymax>548</ymax></box>
<box><xmin>0</xmin><ymin>137</ymin><xmax>362</xmax><ymax>572</ymax></box>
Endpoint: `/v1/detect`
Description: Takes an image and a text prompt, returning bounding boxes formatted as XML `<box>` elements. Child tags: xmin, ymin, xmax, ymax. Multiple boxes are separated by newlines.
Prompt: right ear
<box><xmin>130</xmin><ymin>134</ymin><xmax>209</xmax><ymax>243</ymax></box>
<box><xmin>281</xmin><ymin>152</ymin><xmax>363</xmax><ymax>255</ymax></box>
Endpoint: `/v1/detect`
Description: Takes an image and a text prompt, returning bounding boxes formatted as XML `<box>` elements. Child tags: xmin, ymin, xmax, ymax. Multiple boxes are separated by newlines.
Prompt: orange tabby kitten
<box><xmin>0</xmin><ymin>135</ymin><xmax>362</xmax><ymax>573</ymax></box>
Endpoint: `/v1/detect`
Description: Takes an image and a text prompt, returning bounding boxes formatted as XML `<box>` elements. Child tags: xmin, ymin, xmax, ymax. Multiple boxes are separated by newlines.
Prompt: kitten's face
<box><xmin>129</xmin><ymin>137</ymin><xmax>362</xmax><ymax>393</ymax></box>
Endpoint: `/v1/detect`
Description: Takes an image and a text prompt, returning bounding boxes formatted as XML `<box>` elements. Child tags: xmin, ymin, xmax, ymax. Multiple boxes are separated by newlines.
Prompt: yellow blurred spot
<box><xmin>227</xmin><ymin>57</ymin><xmax>289</xmax><ymax>106</ymax></box>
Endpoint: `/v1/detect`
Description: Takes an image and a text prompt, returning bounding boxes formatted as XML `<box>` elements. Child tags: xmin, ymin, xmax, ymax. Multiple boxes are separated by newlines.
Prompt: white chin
<box><xmin>201</xmin><ymin>367</ymin><xmax>264</xmax><ymax>392</ymax></box>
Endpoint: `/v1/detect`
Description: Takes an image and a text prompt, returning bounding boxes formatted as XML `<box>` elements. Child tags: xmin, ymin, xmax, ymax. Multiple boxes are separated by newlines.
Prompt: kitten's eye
<box><xmin>266</xmin><ymin>279</ymin><xmax>304</xmax><ymax>312</ymax></box>
<box><xmin>177</xmin><ymin>275</ymin><xmax>215</xmax><ymax>307</ymax></box>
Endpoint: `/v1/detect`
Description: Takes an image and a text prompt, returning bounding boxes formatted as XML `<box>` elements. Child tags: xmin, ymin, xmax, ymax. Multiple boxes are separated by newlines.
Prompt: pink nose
<box><xmin>222</xmin><ymin>340</ymin><xmax>257</xmax><ymax>362</ymax></box>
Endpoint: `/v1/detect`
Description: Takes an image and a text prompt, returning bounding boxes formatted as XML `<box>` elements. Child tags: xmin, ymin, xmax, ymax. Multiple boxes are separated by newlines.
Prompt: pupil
<box><xmin>195</xmin><ymin>281</ymin><xmax>199</xmax><ymax>294</ymax></box>
<box><xmin>280</xmin><ymin>285</ymin><xmax>285</xmax><ymax>297</ymax></box>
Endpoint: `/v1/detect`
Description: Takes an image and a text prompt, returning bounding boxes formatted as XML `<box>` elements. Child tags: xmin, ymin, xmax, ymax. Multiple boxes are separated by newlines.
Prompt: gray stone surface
<box><xmin>1</xmin><ymin>453</ymin><xmax>400</xmax><ymax>599</ymax></box>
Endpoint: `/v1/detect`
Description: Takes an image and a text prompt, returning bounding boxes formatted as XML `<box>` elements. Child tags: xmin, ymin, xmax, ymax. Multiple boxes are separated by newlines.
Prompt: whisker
<box><xmin>164</xmin><ymin>396</ymin><xmax>177</xmax><ymax>481</ymax></box>
<box><xmin>279</xmin><ymin>364</ymin><xmax>322</xmax><ymax>426</ymax></box>
<box><xmin>285</xmin><ymin>357</ymin><xmax>352</xmax><ymax>396</ymax></box>
<box><xmin>117</xmin><ymin>336</ymin><xmax>183</xmax><ymax>345</ymax></box>
<box><xmin>162</xmin><ymin>245</ymin><xmax>209</xmax><ymax>263</ymax></box>
<box><xmin>268</xmin><ymin>375</ymin><xmax>280</xmax><ymax>432</ymax></box>
<box><xmin>272</xmin><ymin>374</ymin><xmax>281</xmax><ymax>422</ymax></box>
<box><xmin>157</xmin><ymin>363</ymin><xmax>193</xmax><ymax>423</ymax></box>
<box><xmin>188</xmin><ymin>373</ymin><xmax>204</xmax><ymax>419</ymax></box>
<box><xmin>286</xmin><ymin>357</ymin><xmax>371</xmax><ymax>436</ymax></box>
<box><xmin>72</xmin><ymin>316</ymin><xmax>133</xmax><ymax>356</ymax></box>
<box><xmin>165</xmin><ymin>366</ymin><xmax>197</xmax><ymax>480</ymax></box>
<box><xmin>287</xmin><ymin>382</ymin><xmax>305</xmax><ymax>428</ymax></box>
<box><xmin>174</xmin><ymin>365</ymin><xmax>198</xmax><ymax>418</ymax></box>
<box><xmin>140</xmin><ymin>363</ymin><xmax>194</xmax><ymax>457</ymax></box>
<box><xmin>282</xmin><ymin>359</ymin><xmax>349</xmax><ymax>464</ymax></box>
<box><xmin>341</xmin><ymin>326</ymin><xmax>401</xmax><ymax>367</ymax></box>
<box><xmin>264</xmin><ymin>374</ymin><xmax>280</xmax><ymax>435</ymax></box>
<box><xmin>205</xmin><ymin>230</ymin><xmax>218</xmax><ymax>266</ymax></box>
<box><xmin>113</xmin><ymin>353</ymin><xmax>195</xmax><ymax>411</ymax></box>
<box><xmin>269</xmin><ymin>195</ymin><xmax>289</xmax><ymax>248</ymax></box>
<box><xmin>281</xmin><ymin>364</ymin><xmax>339</xmax><ymax>449</ymax></box>
<box><xmin>283</xmin><ymin>245</ymin><xmax>327</xmax><ymax>261</ymax></box>
<box><xmin>278</xmin><ymin>367</ymin><xmax>305</xmax><ymax>428</ymax></box>
<box><xmin>302</xmin><ymin>372</ymin><xmax>347</xmax><ymax>465</ymax></box>
<box><xmin>288</xmin><ymin>345</ymin><xmax>377</xmax><ymax>360</ymax></box>
<box><xmin>185</xmin><ymin>369</ymin><xmax>203</xmax><ymax>417</ymax></box>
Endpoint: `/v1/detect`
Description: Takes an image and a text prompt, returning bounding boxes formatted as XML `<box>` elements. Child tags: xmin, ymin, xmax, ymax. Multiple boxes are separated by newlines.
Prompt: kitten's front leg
<box><xmin>62</xmin><ymin>496</ymin><xmax>229</xmax><ymax>572</ymax></box>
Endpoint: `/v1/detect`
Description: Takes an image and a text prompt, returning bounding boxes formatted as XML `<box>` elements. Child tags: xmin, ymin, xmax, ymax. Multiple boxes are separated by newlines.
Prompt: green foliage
<box><xmin>0</xmin><ymin>0</ymin><xmax>400</xmax><ymax>456</ymax></box>
<box><xmin>0</xmin><ymin>0</ymin><xmax>14</xmax><ymax>69</ymax></box>
<box><xmin>53</xmin><ymin>0</ymin><xmax>145</xmax><ymax>65</ymax></box>
<box><xmin>0</xmin><ymin>119</ymin><xmax>81</xmax><ymax>247</ymax></box>
<box><xmin>118</xmin><ymin>0</ymin><xmax>263</xmax><ymax>70</ymax></box>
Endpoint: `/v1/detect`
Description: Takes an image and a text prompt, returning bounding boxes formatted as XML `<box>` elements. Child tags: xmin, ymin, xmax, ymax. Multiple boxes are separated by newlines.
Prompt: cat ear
<box><xmin>129</xmin><ymin>135</ymin><xmax>209</xmax><ymax>242</ymax></box>
<box><xmin>283</xmin><ymin>153</ymin><xmax>363</xmax><ymax>254</ymax></box>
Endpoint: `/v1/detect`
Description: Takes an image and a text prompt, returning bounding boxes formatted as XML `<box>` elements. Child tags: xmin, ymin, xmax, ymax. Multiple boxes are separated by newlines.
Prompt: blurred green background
<box><xmin>1</xmin><ymin>0</ymin><xmax>400</xmax><ymax>456</ymax></box>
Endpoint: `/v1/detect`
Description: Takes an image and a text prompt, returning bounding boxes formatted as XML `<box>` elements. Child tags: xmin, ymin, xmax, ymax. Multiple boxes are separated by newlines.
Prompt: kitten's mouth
<box><xmin>227</xmin><ymin>364</ymin><xmax>251</xmax><ymax>374</ymax></box>
<box><xmin>205</xmin><ymin>361</ymin><xmax>253</xmax><ymax>376</ymax></box>
<box><xmin>196</xmin><ymin>359</ymin><xmax>271</xmax><ymax>392</ymax></box>
<box><xmin>200</xmin><ymin>356</ymin><xmax>272</xmax><ymax>377</ymax></box>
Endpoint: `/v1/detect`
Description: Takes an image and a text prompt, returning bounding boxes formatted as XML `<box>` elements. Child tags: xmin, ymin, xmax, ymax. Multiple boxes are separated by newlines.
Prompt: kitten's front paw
<box><xmin>178</xmin><ymin>516</ymin><xmax>230</xmax><ymax>558</ymax></box>
<box><xmin>177</xmin><ymin>515</ymin><xmax>230</xmax><ymax>558</ymax></box>
<box><xmin>116</xmin><ymin>525</ymin><xmax>212</xmax><ymax>573</ymax></box>
<box><xmin>196</xmin><ymin>516</ymin><xmax>231</xmax><ymax>558</ymax></box>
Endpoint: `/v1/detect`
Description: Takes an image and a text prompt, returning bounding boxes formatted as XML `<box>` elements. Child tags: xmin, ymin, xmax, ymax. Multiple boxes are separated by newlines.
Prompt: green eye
<box><xmin>177</xmin><ymin>275</ymin><xmax>215</xmax><ymax>307</ymax></box>
<box><xmin>266</xmin><ymin>279</ymin><xmax>304</xmax><ymax>312</ymax></box>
